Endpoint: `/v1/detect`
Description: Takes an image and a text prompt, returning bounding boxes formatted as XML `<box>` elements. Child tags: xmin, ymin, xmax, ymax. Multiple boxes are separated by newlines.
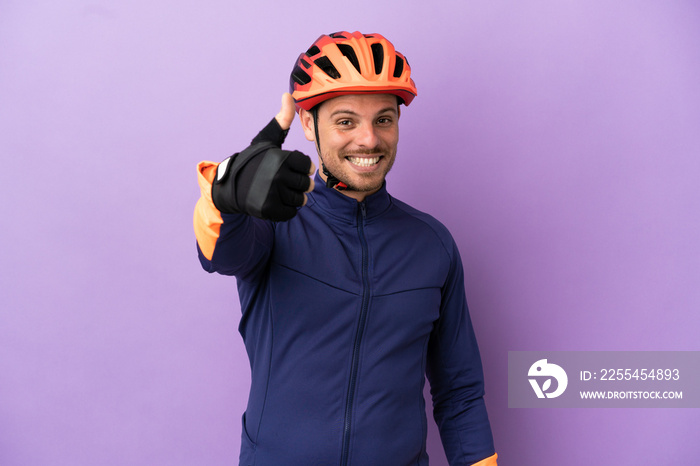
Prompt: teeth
<box><xmin>348</xmin><ymin>156</ymin><xmax>380</xmax><ymax>167</ymax></box>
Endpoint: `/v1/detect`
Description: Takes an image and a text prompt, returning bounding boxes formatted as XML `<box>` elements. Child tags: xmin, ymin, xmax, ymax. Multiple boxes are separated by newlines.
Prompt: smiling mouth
<box><xmin>347</xmin><ymin>156</ymin><xmax>381</xmax><ymax>167</ymax></box>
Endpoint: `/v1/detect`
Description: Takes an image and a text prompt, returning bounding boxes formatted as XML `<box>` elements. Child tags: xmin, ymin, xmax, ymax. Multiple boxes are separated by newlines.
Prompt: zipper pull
<box><xmin>359</xmin><ymin>201</ymin><xmax>367</xmax><ymax>219</ymax></box>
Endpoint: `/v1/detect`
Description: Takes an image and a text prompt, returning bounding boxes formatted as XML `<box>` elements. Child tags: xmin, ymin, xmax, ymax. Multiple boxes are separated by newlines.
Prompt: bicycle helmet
<box><xmin>290</xmin><ymin>31</ymin><xmax>417</xmax><ymax>110</ymax></box>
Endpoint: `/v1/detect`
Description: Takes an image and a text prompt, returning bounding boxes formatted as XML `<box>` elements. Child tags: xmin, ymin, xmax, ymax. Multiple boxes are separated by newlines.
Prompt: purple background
<box><xmin>2</xmin><ymin>1</ymin><xmax>699</xmax><ymax>465</ymax></box>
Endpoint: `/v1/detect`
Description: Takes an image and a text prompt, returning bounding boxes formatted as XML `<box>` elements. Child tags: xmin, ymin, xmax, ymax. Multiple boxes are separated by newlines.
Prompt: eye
<box><xmin>376</xmin><ymin>116</ymin><xmax>393</xmax><ymax>125</ymax></box>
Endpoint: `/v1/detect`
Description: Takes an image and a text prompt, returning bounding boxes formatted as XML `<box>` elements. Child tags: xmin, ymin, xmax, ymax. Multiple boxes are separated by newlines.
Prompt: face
<box><xmin>300</xmin><ymin>93</ymin><xmax>400</xmax><ymax>201</ymax></box>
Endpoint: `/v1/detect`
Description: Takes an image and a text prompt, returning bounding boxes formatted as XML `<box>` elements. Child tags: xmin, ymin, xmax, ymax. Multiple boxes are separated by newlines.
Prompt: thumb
<box><xmin>275</xmin><ymin>92</ymin><xmax>296</xmax><ymax>131</ymax></box>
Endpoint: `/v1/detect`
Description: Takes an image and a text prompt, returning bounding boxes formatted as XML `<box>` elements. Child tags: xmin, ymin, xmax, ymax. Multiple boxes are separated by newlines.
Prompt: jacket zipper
<box><xmin>340</xmin><ymin>202</ymin><xmax>370</xmax><ymax>466</ymax></box>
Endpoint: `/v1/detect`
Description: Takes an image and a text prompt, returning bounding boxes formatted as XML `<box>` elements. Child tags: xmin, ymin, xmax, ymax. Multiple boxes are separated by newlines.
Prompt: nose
<box><xmin>355</xmin><ymin>123</ymin><xmax>380</xmax><ymax>148</ymax></box>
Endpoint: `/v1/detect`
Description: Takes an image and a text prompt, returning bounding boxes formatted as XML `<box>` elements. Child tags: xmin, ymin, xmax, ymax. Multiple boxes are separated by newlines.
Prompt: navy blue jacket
<box><xmin>197</xmin><ymin>173</ymin><xmax>495</xmax><ymax>466</ymax></box>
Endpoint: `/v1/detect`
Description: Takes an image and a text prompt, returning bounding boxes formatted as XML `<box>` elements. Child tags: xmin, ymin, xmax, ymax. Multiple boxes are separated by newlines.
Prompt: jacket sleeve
<box><xmin>193</xmin><ymin>161</ymin><xmax>274</xmax><ymax>279</ymax></box>
<box><xmin>426</xmin><ymin>238</ymin><xmax>497</xmax><ymax>465</ymax></box>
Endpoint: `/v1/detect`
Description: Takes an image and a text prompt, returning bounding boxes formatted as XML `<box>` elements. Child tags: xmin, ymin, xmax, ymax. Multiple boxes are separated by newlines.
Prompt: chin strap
<box><xmin>322</xmin><ymin>164</ymin><xmax>348</xmax><ymax>190</ymax></box>
<box><xmin>313</xmin><ymin>106</ymin><xmax>348</xmax><ymax>191</ymax></box>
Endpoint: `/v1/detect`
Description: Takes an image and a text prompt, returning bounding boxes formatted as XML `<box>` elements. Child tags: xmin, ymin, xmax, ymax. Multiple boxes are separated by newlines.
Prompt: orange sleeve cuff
<box><xmin>193</xmin><ymin>161</ymin><xmax>223</xmax><ymax>261</ymax></box>
<box><xmin>471</xmin><ymin>453</ymin><xmax>498</xmax><ymax>466</ymax></box>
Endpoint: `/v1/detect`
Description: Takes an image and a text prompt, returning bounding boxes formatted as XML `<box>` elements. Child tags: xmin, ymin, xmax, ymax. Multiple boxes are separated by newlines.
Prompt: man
<box><xmin>193</xmin><ymin>31</ymin><xmax>498</xmax><ymax>466</ymax></box>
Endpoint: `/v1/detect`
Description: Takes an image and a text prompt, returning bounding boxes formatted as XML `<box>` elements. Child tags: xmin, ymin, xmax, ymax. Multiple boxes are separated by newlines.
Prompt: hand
<box><xmin>211</xmin><ymin>93</ymin><xmax>316</xmax><ymax>221</ymax></box>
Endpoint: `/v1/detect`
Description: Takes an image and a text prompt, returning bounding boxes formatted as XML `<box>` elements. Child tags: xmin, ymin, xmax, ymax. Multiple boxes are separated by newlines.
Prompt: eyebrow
<box><xmin>329</xmin><ymin>107</ymin><xmax>399</xmax><ymax>118</ymax></box>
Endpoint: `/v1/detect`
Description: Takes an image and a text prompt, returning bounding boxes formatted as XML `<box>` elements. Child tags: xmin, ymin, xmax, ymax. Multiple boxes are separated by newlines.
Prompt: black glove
<box><xmin>212</xmin><ymin>118</ymin><xmax>312</xmax><ymax>222</ymax></box>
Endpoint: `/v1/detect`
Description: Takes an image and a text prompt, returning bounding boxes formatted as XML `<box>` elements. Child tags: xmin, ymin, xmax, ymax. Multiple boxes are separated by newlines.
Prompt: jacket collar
<box><xmin>308</xmin><ymin>172</ymin><xmax>392</xmax><ymax>223</ymax></box>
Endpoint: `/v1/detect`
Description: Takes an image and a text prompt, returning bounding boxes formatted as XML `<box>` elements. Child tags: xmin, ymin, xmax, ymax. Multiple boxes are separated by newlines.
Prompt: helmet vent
<box><xmin>306</xmin><ymin>45</ymin><xmax>320</xmax><ymax>57</ymax></box>
<box><xmin>300</xmin><ymin>58</ymin><xmax>311</xmax><ymax>69</ymax></box>
<box><xmin>371</xmin><ymin>43</ymin><xmax>384</xmax><ymax>74</ymax></box>
<box><xmin>329</xmin><ymin>32</ymin><xmax>347</xmax><ymax>39</ymax></box>
<box><xmin>393</xmin><ymin>55</ymin><xmax>404</xmax><ymax>78</ymax></box>
<box><xmin>337</xmin><ymin>44</ymin><xmax>361</xmax><ymax>73</ymax></box>
<box><xmin>291</xmin><ymin>65</ymin><xmax>312</xmax><ymax>86</ymax></box>
<box><xmin>314</xmin><ymin>56</ymin><xmax>341</xmax><ymax>79</ymax></box>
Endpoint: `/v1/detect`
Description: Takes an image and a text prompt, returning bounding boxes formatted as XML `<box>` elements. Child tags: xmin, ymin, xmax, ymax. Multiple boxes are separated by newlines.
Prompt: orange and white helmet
<box><xmin>290</xmin><ymin>31</ymin><xmax>417</xmax><ymax>111</ymax></box>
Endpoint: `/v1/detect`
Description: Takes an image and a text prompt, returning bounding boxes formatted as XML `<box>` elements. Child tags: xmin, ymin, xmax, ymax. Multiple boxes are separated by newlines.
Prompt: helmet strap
<box><xmin>313</xmin><ymin>107</ymin><xmax>348</xmax><ymax>191</ymax></box>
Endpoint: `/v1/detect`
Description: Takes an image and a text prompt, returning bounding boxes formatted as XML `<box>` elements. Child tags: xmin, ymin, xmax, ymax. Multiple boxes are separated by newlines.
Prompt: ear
<box><xmin>298</xmin><ymin>108</ymin><xmax>316</xmax><ymax>142</ymax></box>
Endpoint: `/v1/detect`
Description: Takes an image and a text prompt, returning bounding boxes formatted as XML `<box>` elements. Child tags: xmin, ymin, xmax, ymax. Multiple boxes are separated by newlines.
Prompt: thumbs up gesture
<box><xmin>212</xmin><ymin>93</ymin><xmax>316</xmax><ymax>221</ymax></box>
